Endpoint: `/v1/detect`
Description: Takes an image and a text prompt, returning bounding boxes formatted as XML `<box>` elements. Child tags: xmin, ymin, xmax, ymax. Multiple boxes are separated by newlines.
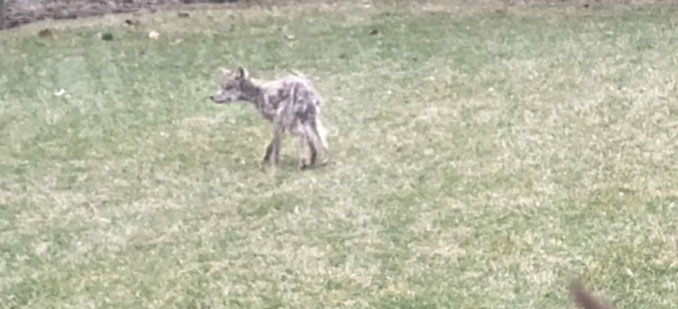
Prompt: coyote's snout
<box><xmin>210</xmin><ymin>66</ymin><xmax>329</xmax><ymax>169</ymax></box>
<box><xmin>210</xmin><ymin>67</ymin><xmax>247</xmax><ymax>104</ymax></box>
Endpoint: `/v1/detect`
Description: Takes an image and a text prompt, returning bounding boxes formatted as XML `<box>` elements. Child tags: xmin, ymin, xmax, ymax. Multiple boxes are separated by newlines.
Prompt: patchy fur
<box><xmin>210</xmin><ymin>66</ymin><xmax>329</xmax><ymax>168</ymax></box>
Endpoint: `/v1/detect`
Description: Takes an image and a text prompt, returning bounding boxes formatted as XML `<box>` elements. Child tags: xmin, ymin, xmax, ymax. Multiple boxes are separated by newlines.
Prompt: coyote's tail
<box><xmin>570</xmin><ymin>279</ymin><xmax>615</xmax><ymax>309</ymax></box>
<box><xmin>303</xmin><ymin>115</ymin><xmax>329</xmax><ymax>165</ymax></box>
<box><xmin>309</xmin><ymin>117</ymin><xmax>329</xmax><ymax>152</ymax></box>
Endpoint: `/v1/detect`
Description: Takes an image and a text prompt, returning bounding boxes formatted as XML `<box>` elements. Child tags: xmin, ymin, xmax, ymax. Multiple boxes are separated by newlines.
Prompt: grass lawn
<box><xmin>1</xmin><ymin>1</ymin><xmax>677</xmax><ymax>308</ymax></box>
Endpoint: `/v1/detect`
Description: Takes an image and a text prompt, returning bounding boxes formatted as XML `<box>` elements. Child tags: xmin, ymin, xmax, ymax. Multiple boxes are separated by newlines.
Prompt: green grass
<box><xmin>1</xmin><ymin>1</ymin><xmax>678</xmax><ymax>308</ymax></box>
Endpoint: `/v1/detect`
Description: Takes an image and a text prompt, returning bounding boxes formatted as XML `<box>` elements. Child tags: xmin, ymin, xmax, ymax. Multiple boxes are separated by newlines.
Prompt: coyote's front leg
<box><xmin>272</xmin><ymin>129</ymin><xmax>282</xmax><ymax>165</ymax></box>
<box><xmin>296</xmin><ymin>133</ymin><xmax>318</xmax><ymax>169</ymax></box>
<box><xmin>262</xmin><ymin>139</ymin><xmax>274</xmax><ymax>165</ymax></box>
<box><xmin>263</xmin><ymin>114</ymin><xmax>285</xmax><ymax>166</ymax></box>
<box><xmin>297</xmin><ymin>135</ymin><xmax>309</xmax><ymax>169</ymax></box>
<box><xmin>262</xmin><ymin>130</ymin><xmax>283</xmax><ymax>166</ymax></box>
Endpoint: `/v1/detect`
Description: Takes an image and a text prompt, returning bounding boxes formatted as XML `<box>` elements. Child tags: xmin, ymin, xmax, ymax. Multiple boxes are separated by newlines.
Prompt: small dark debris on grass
<box><xmin>369</xmin><ymin>29</ymin><xmax>379</xmax><ymax>35</ymax></box>
<box><xmin>583</xmin><ymin>3</ymin><xmax>590</xmax><ymax>8</ymax></box>
<box><xmin>125</xmin><ymin>19</ymin><xmax>140</xmax><ymax>26</ymax></box>
<box><xmin>339</xmin><ymin>53</ymin><xmax>348</xmax><ymax>60</ymax></box>
<box><xmin>38</xmin><ymin>28</ymin><xmax>53</xmax><ymax>38</ymax></box>
<box><xmin>178</xmin><ymin>12</ymin><xmax>190</xmax><ymax>18</ymax></box>
<box><xmin>101</xmin><ymin>32</ymin><xmax>114</xmax><ymax>41</ymax></box>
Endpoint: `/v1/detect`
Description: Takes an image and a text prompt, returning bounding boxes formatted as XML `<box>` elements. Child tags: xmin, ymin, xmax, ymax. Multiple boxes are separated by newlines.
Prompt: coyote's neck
<box><xmin>240</xmin><ymin>78</ymin><xmax>264</xmax><ymax>103</ymax></box>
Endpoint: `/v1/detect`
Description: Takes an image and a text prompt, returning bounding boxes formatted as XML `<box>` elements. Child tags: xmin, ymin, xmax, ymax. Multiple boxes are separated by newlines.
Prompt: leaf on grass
<box><xmin>38</xmin><ymin>28</ymin><xmax>53</xmax><ymax>38</ymax></box>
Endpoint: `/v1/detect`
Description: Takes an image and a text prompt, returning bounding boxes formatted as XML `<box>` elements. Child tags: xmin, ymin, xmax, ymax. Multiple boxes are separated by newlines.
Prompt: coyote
<box><xmin>210</xmin><ymin>67</ymin><xmax>329</xmax><ymax>169</ymax></box>
<box><xmin>570</xmin><ymin>279</ymin><xmax>615</xmax><ymax>309</ymax></box>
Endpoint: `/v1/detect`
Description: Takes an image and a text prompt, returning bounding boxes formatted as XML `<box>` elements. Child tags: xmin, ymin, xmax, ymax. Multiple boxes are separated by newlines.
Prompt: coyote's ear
<box><xmin>236</xmin><ymin>66</ymin><xmax>249</xmax><ymax>79</ymax></box>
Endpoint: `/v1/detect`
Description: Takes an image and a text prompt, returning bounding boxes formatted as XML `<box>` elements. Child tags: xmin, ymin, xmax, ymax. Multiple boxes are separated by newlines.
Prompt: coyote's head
<box><xmin>210</xmin><ymin>66</ymin><xmax>249</xmax><ymax>104</ymax></box>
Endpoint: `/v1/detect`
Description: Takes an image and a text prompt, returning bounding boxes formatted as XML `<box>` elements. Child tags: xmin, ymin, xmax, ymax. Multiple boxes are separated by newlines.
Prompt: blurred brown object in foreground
<box><xmin>570</xmin><ymin>279</ymin><xmax>615</xmax><ymax>309</ymax></box>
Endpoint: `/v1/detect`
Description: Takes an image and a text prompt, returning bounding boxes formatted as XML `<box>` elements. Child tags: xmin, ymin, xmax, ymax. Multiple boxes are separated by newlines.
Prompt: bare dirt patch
<box><xmin>2</xmin><ymin>0</ymin><xmax>669</xmax><ymax>29</ymax></box>
<box><xmin>3</xmin><ymin>0</ymin><xmax>235</xmax><ymax>29</ymax></box>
